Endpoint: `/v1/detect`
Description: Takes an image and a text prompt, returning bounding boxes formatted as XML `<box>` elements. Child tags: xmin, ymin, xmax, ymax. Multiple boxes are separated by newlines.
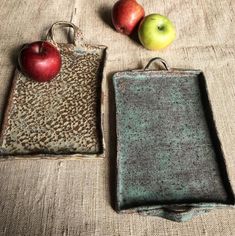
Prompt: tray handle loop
<box><xmin>164</xmin><ymin>206</ymin><xmax>193</xmax><ymax>214</ymax></box>
<box><xmin>144</xmin><ymin>57</ymin><xmax>169</xmax><ymax>71</ymax></box>
<box><xmin>46</xmin><ymin>21</ymin><xmax>83</xmax><ymax>46</ymax></box>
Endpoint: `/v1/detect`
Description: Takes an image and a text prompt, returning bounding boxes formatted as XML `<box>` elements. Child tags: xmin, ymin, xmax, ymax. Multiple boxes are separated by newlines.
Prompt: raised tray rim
<box><xmin>112</xmin><ymin>68</ymin><xmax>235</xmax><ymax>220</ymax></box>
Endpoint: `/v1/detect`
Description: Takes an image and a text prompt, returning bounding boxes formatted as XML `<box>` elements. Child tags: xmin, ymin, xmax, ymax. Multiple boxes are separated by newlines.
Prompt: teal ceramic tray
<box><xmin>113</xmin><ymin>58</ymin><xmax>235</xmax><ymax>222</ymax></box>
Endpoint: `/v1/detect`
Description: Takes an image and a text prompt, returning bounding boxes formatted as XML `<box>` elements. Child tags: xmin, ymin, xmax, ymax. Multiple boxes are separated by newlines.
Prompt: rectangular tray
<box><xmin>113</xmin><ymin>67</ymin><xmax>235</xmax><ymax>221</ymax></box>
<box><xmin>0</xmin><ymin>22</ymin><xmax>107</xmax><ymax>159</ymax></box>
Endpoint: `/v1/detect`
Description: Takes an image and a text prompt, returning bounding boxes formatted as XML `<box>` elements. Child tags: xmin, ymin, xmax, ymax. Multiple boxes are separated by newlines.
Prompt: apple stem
<box><xmin>158</xmin><ymin>25</ymin><xmax>165</xmax><ymax>31</ymax></box>
<box><xmin>39</xmin><ymin>41</ymin><xmax>44</xmax><ymax>53</ymax></box>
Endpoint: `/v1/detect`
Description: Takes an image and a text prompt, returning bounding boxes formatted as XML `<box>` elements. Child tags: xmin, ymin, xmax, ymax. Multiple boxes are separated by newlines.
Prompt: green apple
<box><xmin>138</xmin><ymin>14</ymin><xmax>176</xmax><ymax>50</ymax></box>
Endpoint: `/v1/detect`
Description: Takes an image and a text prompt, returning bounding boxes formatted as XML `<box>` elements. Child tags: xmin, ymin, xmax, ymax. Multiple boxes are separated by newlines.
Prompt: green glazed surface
<box><xmin>113</xmin><ymin>70</ymin><xmax>234</xmax><ymax>221</ymax></box>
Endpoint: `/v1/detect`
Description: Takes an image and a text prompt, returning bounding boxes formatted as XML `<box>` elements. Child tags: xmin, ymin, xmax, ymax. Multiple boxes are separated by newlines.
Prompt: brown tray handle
<box><xmin>46</xmin><ymin>21</ymin><xmax>84</xmax><ymax>46</ymax></box>
<box><xmin>163</xmin><ymin>206</ymin><xmax>193</xmax><ymax>214</ymax></box>
<box><xmin>144</xmin><ymin>57</ymin><xmax>169</xmax><ymax>71</ymax></box>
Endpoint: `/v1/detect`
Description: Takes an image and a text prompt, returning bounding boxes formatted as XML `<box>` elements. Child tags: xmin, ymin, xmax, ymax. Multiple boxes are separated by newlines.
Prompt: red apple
<box><xmin>18</xmin><ymin>41</ymin><xmax>62</xmax><ymax>82</ymax></box>
<box><xmin>111</xmin><ymin>0</ymin><xmax>145</xmax><ymax>35</ymax></box>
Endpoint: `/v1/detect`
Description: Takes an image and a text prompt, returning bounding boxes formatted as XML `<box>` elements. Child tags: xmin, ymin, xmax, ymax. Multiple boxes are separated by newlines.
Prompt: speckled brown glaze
<box><xmin>0</xmin><ymin>22</ymin><xmax>107</xmax><ymax>157</ymax></box>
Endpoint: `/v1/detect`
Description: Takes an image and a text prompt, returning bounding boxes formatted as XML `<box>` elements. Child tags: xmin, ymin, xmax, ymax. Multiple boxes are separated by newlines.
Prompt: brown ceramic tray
<box><xmin>0</xmin><ymin>22</ymin><xmax>107</xmax><ymax>159</ymax></box>
<box><xmin>113</xmin><ymin>58</ymin><xmax>235</xmax><ymax>221</ymax></box>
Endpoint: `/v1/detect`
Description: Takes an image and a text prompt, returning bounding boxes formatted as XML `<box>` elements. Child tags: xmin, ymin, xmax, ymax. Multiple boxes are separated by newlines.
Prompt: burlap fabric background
<box><xmin>0</xmin><ymin>0</ymin><xmax>234</xmax><ymax>235</ymax></box>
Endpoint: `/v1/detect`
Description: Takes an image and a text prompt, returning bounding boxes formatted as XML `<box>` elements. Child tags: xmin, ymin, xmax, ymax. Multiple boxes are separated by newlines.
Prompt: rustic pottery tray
<box><xmin>113</xmin><ymin>58</ymin><xmax>235</xmax><ymax>222</ymax></box>
<box><xmin>0</xmin><ymin>21</ymin><xmax>107</xmax><ymax>159</ymax></box>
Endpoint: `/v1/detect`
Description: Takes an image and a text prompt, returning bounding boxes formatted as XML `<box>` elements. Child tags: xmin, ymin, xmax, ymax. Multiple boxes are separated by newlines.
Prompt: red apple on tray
<box><xmin>112</xmin><ymin>0</ymin><xmax>145</xmax><ymax>35</ymax></box>
<box><xmin>18</xmin><ymin>41</ymin><xmax>62</xmax><ymax>82</ymax></box>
